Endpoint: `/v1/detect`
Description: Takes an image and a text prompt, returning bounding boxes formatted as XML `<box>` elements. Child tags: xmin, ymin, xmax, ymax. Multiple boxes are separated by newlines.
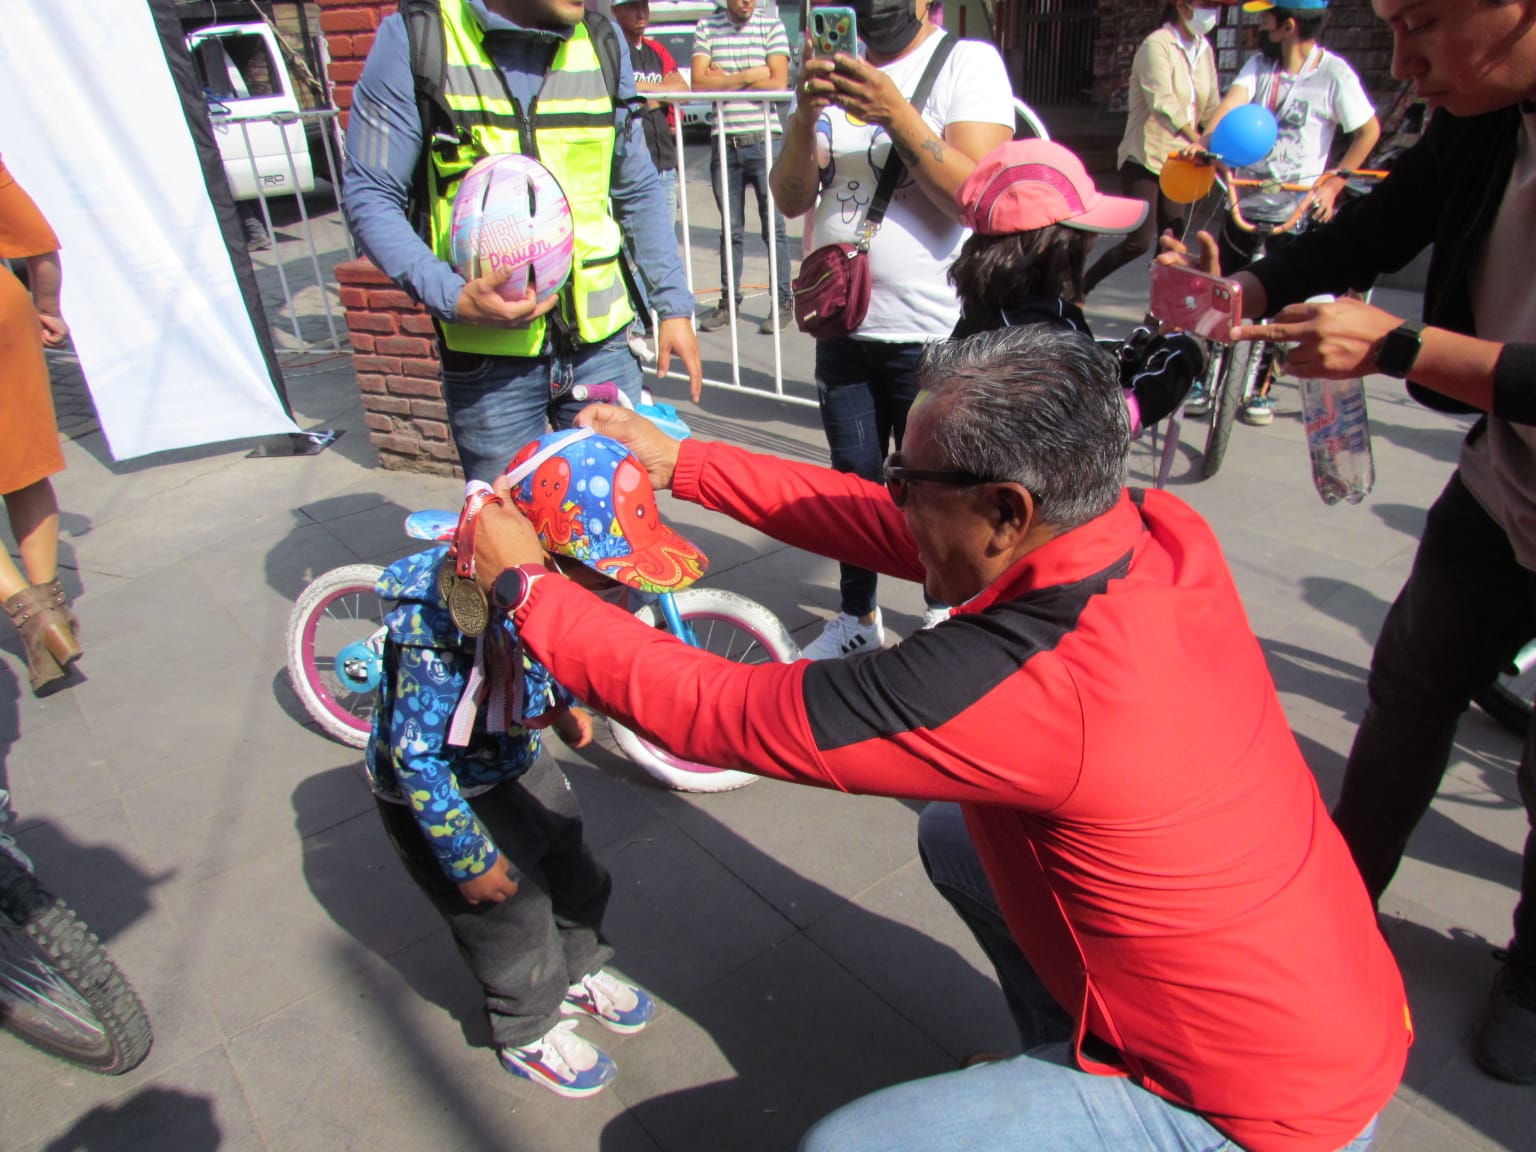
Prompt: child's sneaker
<box><xmin>562</xmin><ymin>970</ymin><xmax>655</xmax><ymax>1034</ymax></box>
<box><xmin>1240</xmin><ymin>394</ymin><xmax>1276</xmax><ymax>425</ymax></box>
<box><xmin>1183</xmin><ymin>381</ymin><xmax>1210</xmax><ymax>417</ymax></box>
<box><xmin>499</xmin><ymin>1020</ymin><xmax>616</xmax><ymax>1098</ymax></box>
<box><xmin>802</xmin><ymin>609</ymin><xmax>885</xmax><ymax>660</ymax></box>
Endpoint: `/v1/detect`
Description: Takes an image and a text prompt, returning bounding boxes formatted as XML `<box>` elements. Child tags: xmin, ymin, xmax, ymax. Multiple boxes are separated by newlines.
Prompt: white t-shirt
<box><xmin>1231</xmin><ymin>48</ymin><xmax>1374</xmax><ymax>184</ymax></box>
<box><xmin>1460</xmin><ymin>108</ymin><xmax>1536</xmax><ymax>571</ymax></box>
<box><xmin>809</xmin><ymin>34</ymin><xmax>1014</xmax><ymax>342</ymax></box>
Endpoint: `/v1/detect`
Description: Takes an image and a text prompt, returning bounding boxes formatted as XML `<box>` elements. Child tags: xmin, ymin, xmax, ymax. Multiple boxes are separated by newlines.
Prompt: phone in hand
<box><xmin>810</xmin><ymin>6</ymin><xmax>858</xmax><ymax>59</ymax></box>
<box><xmin>1147</xmin><ymin>262</ymin><xmax>1244</xmax><ymax>343</ymax></box>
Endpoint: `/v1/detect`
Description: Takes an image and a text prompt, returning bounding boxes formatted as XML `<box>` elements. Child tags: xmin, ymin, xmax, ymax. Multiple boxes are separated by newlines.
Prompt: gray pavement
<box><xmin>4</xmin><ymin>204</ymin><xmax>1536</xmax><ymax>1151</ymax></box>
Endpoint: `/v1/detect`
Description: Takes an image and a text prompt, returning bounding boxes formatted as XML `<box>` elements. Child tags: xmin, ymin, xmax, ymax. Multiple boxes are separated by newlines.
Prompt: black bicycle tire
<box><xmin>1202</xmin><ymin>341</ymin><xmax>1253</xmax><ymax>479</ymax></box>
<box><xmin>1474</xmin><ymin>681</ymin><xmax>1535</xmax><ymax>737</ymax></box>
<box><xmin>0</xmin><ymin>864</ymin><xmax>152</xmax><ymax>1074</ymax></box>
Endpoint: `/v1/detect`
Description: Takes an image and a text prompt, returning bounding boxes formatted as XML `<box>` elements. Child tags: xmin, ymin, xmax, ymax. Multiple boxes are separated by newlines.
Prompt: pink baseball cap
<box><xmin>958</xmin><ymin>140</ymin><xmax>1149</xmax><ymax>236</ymax></box>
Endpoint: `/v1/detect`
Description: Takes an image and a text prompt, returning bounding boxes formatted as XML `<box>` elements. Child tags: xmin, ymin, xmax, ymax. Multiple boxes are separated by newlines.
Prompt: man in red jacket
<box><xmin>471</xmin><ymin>325</ymin><xmax>1408</xmax><ymax>1151</ymax></box>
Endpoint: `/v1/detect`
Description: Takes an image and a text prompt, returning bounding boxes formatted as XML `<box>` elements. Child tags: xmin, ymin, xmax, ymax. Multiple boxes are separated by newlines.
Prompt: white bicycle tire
<box><xmin>285</xmin><ymin>564</ymin><xmax>387</xmax><ymax>749</ymax></box>
<box><xmin>609</xmin><ymin>587</ymin><xmax>799</xmax><ymax>792</ymax></box>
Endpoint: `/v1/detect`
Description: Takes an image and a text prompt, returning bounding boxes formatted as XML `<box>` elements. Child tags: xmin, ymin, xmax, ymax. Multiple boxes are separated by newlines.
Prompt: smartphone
<box><xmin>810</xmin><ymin>6</ymin><xmax>858</xmax><ymax>59</ymax></box>
<box><xmin>1147</xmin><ymin>262</ymin><xmax>1244</xmax><ymax>343</ymax></box>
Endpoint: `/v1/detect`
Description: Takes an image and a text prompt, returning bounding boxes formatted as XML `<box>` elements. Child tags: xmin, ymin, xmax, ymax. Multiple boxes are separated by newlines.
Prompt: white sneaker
<box><xmin>802</xmin><ymin>609</ymin><xmax>885</xmax><ymax>660</ymax></box>
<box><xmin>920</xmin><ymin>606</ymin><xmax>952</xmax><ymax>631</ymax></box>
<box><xmin>499</xmin><ymin>1019</ymin><xmax>615</xmax><ymax>1098</ymax></box>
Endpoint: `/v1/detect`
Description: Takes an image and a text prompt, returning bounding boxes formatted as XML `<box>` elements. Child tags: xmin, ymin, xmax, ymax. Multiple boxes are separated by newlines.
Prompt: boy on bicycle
<box><xmin>367</xmin><ymin>430</ymin><xmax>706</xmax><ymax>1098</ymax></box>
<box><xmin>1196</xmin><ymin>0</ymin><xmax>1380</xmax><ymax>423</ymax></box>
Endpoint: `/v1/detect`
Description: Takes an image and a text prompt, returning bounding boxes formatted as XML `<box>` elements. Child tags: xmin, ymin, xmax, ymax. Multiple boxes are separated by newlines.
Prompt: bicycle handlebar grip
<box><xmin>571</xmin><ymin>382</ymin><xmax>623</xmax><ymax>405</ymax></box>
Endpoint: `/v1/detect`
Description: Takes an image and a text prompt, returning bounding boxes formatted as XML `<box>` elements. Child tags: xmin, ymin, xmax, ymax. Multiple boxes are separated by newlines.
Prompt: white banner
<box><xmin>0</xmin><ymin>0</ymin><xmax>300</xmax><ymax>460</ymax></box>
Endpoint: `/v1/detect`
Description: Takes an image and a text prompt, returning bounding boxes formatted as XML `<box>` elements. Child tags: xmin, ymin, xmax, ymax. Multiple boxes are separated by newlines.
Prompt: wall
<box><xmin>1091</xmin><ymin>0</ymin><xmax>1400</xmax><ymax>112</ymax></box>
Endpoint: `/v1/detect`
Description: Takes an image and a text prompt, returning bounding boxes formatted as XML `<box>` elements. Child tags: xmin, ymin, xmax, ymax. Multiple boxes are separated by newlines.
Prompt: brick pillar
<box><xmin>336</xmin><ymin>259</ymin><xmax>462</xmax><ymax>477</ymax></box>
<box><xmin>315</xmin><ymin>0</ymin><xmax>395</xmax><ymax>127</ymax></box>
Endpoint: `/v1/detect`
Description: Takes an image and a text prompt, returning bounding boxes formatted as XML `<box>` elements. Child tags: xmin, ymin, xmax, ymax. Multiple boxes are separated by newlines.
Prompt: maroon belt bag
<box><xmin>791</xmin><ymin>242</ymin><xmax>872</xmax><ymax>340</ymax></box>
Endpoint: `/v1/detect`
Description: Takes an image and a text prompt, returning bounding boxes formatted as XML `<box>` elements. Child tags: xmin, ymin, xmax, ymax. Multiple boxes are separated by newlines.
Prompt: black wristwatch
<box><xmin>1375</xmin><ymin>319</ymin><xmax>1425</xmax><ymax>379</ymax></box>
<box><xmin>490</xmin><ymin>563</ymin><xmax>549</xmax><ymax>616</ymax></box>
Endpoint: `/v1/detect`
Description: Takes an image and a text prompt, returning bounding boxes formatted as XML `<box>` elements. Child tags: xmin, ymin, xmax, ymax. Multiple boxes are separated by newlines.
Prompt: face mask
<box><xmin>1185</xmin><ymin>7</ymin><xmax>1218</xmax><ymax>36</ymax></box>
<box><xmin>854</xmin><ymin>0</ymin><xmax>923</xmax><ymax>56</ymax></box>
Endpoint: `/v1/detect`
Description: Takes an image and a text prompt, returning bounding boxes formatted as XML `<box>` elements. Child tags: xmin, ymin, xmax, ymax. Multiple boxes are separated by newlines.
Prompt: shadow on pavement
<box><xmin>39</xmin><ymin>1085</ymin><xmax>221</xmax><ymax>1152</ymax></box>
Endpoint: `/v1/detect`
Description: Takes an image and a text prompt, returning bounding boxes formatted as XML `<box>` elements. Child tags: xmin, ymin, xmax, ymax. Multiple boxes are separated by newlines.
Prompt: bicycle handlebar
<box><xmin>1222</xmin><ymin>166</ymin><xmax>1387</xmax><ymax>235</ymax></box>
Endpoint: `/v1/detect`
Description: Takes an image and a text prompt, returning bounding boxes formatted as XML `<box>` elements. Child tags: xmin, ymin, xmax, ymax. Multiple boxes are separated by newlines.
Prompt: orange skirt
<box><xmin>0</xmin><ymin>263</ymin><xmax>64</xmax><ymax>494</ymax></box>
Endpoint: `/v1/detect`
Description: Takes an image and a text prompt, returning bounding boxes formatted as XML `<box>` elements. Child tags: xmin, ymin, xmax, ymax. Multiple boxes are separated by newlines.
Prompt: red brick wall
<box><xmin>319</xmin><ymin>1</ymin><xmax>459</xmax><ymax>474</ymax></box>
<box><xmin>315</xmin><ymin>0</ymin><xmax>393</xmax><ymax>126</ymax></box>
<box><xmin>336</xmin><ymin>260</ymin><xmax>462</xmax><ymax>477</ymax></box>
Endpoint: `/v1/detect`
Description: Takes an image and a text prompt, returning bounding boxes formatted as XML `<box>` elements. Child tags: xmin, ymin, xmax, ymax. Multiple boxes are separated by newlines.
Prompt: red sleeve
<box><xmin>672</xmin><ymin>439</ymin><xmax>927</xmax><ymax>584</ymax></box>
<box><xmin>650</xmin><ymin>38</ymin><xmax>678</xmax><ymax>76</ymax></box>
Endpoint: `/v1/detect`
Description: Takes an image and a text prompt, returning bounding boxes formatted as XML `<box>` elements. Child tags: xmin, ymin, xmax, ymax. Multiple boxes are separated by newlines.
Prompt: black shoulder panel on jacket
<box><xmin>801</xmin><ymin>552</ymin><xmax>1133</xmax><ymax>751</ymax></box>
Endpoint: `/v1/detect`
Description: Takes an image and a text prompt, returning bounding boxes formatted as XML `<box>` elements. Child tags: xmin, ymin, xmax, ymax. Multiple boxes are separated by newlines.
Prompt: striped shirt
<box><xmin>692</xmin><ymin>7</ymin><xmax>789</xmax><ymax>137</ymax></box>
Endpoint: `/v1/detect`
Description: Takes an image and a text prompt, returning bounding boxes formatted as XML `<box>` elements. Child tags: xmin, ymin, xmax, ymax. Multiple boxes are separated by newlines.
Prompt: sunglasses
<box><xmin>882</xmin><ymin>454</ymin><xmax>992</xmax><ymax>508</ymax></box>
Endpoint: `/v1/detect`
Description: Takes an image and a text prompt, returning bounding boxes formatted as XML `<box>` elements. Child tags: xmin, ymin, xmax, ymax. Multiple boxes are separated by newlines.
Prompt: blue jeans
<box><xmin>438</xmin><ymin>335</ymin><xmax>642</xmax><ymax>483</ymax></box>
<box><xmin>801</xmin><ymin>1044</ymin><xmax>1377</xmax><ymax>1151</ymax></box>
<box><xmin>814</xmin><ymin>338</ymin><xmax>924</xmax><ymax>617</ymax></box>
<box><xmin>821</xmin><ymin>802</ymin><xmax>1378</xmax><ymax>1152</ymax></box>
<box><xmin>710</xmin><ymin>132</ymin><xmax>793</xmax><ymax>306</ymax></box>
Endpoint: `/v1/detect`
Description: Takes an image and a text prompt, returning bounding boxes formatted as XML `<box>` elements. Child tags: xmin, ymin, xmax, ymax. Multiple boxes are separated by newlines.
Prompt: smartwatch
<box><xmin>1374</xmin><ymin>319</ymin><xmax>1425</xmax><ymax>379</ymax></box>
<box><xmin>490</xmin><ymin>563</ymin><xmax>550</xmax><ymax>616</ymax></box>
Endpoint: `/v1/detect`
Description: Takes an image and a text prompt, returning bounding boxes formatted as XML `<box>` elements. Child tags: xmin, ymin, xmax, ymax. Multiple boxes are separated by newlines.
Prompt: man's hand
<box><xmin>458</xmin><ymin>854</ymin><xmax>519</xmax><ymax>905</ymax></box>
<box><xmin>1309</xmin><ymin>177</ymin><xmax>1345</xmax><ymax>223</ymax></box>
<box><xmin>35</xmin><ymin>313</ymin><xmax>68</xmax><ymax>347</ymax></box>
<box><xmin>825</xmin><ymin>53</ymin><xmax>905</xmax><ymax>127</ymax></box>
<box><xmin>472</xmin><ymin>495</ymin><xmax>552</xmax><ymax>591</ymax></box>
<box><xmin>1231</xmin><ymin>297</ymin><xmax>1403</xmax><ymax>380</ymax></box>
<box><xmin>657</xmin><ymin>316</ymin><xmax>703</xmax><ymax>403</ymax></box>
<box><xmin>550</xmin><ymin>705</ymin><xmax>595</xmax><ymax>749</ymax></box>
<box><xmin>574</xmin><ymin>405</ymin><xmax>683</xmax><ymax>490</ymax></box>
<box><xmin>455</xmin><ymin>267</ymin><xmax>561</xmax><ymax>329</ymax></box>
<box><xmin>1156</xmin><ymin>229</ymin><xmax>1221</xmax><ymax>276</ymax></box>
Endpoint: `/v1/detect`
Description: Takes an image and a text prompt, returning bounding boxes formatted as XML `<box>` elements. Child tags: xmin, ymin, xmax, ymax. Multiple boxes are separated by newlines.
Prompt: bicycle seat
<box><xmin>1237</xmin><ymin>191</ymin><xmax>1301</xmax><ymax>225</ymax></box>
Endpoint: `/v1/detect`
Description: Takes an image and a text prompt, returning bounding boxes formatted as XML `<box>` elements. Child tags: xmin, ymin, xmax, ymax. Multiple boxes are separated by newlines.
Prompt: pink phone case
<box><xmin>1148</xmin><ymin>263</ymin><xmax>1243</xmax><ymax>343</ymax></box>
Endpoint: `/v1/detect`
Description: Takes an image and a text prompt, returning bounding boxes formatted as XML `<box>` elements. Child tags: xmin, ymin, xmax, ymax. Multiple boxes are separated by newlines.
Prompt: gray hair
<box><xmin>916</xmin><ymin>326</ymin><xmax>1129</xmax><ymax>531</ymax></box>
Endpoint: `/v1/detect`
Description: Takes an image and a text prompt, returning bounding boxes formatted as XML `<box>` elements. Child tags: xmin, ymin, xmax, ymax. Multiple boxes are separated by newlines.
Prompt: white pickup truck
<box><xmin>185</xmin><ymin>21</ymin><xmax>333</xmax><ymax>201</ymax></box>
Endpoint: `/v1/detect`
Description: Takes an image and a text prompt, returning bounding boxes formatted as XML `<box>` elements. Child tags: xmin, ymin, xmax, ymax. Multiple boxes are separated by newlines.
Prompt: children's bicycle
<box><xmin>0</xmin><ymin>820</ymin><xmax>152</xmax><ymax>1074</ymax></box>
<box><xmin>285</xmin><ymin>392</ymin><xmax>800</xmax><ymax>793</ymax></box>
<box><xmin>1193</xmin><ymin>166</ymin><xmax>1382</xmax><ymax>479</ymax></box>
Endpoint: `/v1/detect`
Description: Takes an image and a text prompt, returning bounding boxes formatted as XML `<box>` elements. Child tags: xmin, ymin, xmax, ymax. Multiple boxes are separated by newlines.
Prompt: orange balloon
<box><xmin>1159</xmin><ymin>155</ymin><xmax>1217</xmax><ymax>205</ymax></box>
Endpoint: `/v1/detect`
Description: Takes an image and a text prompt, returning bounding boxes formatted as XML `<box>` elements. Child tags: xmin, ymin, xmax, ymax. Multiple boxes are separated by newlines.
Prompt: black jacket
<box><xmin>1249</xmin><ymin>104</ymin><xmax>1536</xmax><ymax>425</ymax></box>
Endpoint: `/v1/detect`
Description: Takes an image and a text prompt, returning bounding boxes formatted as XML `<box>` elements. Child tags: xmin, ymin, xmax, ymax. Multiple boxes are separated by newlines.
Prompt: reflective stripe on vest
<box><xmin>430</xmin><ymin>0</ymin><xmax>633</xmax><ymax>356</ymax></box>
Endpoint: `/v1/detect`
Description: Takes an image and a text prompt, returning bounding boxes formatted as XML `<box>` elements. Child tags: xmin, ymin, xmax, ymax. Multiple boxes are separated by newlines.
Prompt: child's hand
<box><xmin>458</xmin><ymin>854</ymin><xmax>520</xmax><ymax>905</ymax></box>
<box><xmin>550</xmin><ymin>705</ymin><xmax>595</xmax><ymax>749</ymax></box>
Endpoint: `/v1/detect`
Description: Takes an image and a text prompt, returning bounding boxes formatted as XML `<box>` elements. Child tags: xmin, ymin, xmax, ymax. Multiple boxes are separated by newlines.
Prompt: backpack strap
<box><xmin>400</xmin><ymin>0</ymin><xmax>457</xmax><ymax>235</ymax></box>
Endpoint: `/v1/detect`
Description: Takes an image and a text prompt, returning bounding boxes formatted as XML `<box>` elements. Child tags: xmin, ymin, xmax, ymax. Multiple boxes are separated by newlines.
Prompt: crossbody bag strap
<box><xmin>856</xmin><ymin>33</ymin><xmax>959</xmax><ymax>249</ymax></box>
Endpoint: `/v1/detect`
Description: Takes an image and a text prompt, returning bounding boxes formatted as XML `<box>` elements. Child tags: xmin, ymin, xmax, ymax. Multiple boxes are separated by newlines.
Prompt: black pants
<box><xmin>377</xmin><ymin>753</ymin><xmax>614</xmax><ymax>1047</ymax></box>
<box><xmin>1083</xmin><ymin>162</ymin><xmax>1188</xmax><ymax>295</ymax></box>
<box><xmin>1333</xmin><ymin>470</ymin><xmax>1536</xmax><ymax>955</ymax></box>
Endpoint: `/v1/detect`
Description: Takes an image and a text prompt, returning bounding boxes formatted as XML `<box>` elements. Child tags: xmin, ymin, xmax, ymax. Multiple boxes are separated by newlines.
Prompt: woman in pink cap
<box><xmin>950</xmin><ymin>139</ymin><xmax>1203</xmax><ymax>433</ymax></box>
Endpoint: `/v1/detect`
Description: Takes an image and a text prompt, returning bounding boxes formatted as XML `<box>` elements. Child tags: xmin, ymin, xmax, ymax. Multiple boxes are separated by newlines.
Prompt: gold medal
<box><xmin>448</xmin><ymin>577</ymin><xmax>491</xmax><ymax>637</ymax></box>
<box><xmin>437</xmin><ymin>554</ymin><xmax>457</xmax><ymax>606</ymax></box>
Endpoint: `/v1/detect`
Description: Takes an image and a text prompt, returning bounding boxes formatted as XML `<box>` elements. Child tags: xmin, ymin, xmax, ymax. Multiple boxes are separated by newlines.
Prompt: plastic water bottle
<box><xmin>1299</xmin><ymin>375</ymin><xmax>1374</xmax><ymax>505</ymax></box>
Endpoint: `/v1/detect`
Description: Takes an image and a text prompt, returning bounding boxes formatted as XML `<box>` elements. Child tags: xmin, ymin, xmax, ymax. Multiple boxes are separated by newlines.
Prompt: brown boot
<box><xmin>31</xmin><ymin>579</ymin><xmax>83</xmax><ymax>665</ymax></box>
<box><xmin>4</xmin><ymin>585</ymin><xmax>67</xmax><ymax>694</ymax></box>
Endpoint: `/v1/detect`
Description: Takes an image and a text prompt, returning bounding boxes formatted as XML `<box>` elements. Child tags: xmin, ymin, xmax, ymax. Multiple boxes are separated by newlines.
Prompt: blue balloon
<box><xmin>1210</xmin><ymin>105</ymin><xmax>1278</xmax><ymax>169</ymax></box>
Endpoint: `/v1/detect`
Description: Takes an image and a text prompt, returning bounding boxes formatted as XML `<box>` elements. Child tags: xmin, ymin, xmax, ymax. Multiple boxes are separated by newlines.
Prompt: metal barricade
<box><xmin>639</xmin><ymin>89</ymin><xmax>1049</xmax><ymax>408</ymax></box>
<box><xmin>223</xmin><ymin>106</ymin><xmax>354</xmax><ymax>357</ymax></box>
